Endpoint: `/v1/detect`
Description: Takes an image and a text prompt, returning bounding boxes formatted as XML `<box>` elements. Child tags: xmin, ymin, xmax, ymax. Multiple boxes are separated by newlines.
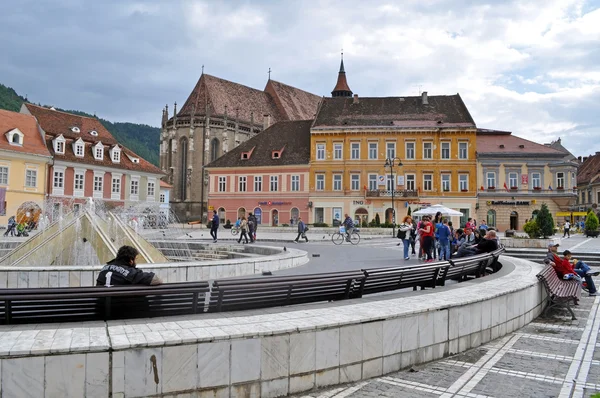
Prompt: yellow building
<box><xmin>309</xmin><ymin>63</ymin><xmax>478</xmax><ymax>226</ymax></box>
<box><xmin>0</xmin><ymin>110</ymin><xmax>52</xmax><ymax>228</ymax></box>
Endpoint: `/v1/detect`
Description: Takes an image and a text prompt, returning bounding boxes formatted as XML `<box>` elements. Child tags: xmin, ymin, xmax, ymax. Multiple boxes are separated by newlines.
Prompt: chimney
<box><xmin>263</xmin><ymin>114</ymin><xmax>271</xmax><ymax>130</ymax></box>
<box><xmin>583</xmin><ymin>157</ymin><xmax>588</xmax><ymax>163</ymax></box>
<box><xmin>578</xmin><ymin>156</ymin><xmax>582</xmax><ymax>162</ymax></box>
<box><xmin>353</xmin><ymin>94</ymin><xmax>359</xmax><ymax>104</ymax></box>
<box><xmin>421</xmin><ymin>91</ymin><xmax>428</xmax><ymax>105</ymax></box>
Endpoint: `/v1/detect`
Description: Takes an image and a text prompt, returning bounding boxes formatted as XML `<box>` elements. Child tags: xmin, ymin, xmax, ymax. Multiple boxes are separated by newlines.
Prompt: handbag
<box><xmin>304</xmin><ymin>226</ymin><xmax>309</xmax><ymax>232</ymax></box>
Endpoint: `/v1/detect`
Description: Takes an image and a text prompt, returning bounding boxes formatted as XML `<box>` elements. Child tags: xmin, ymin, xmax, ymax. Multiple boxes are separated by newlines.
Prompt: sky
<box><xmin>1</xmin><ymin>0</ymin><xmax>599</xmax><ymax>156</ymax></box>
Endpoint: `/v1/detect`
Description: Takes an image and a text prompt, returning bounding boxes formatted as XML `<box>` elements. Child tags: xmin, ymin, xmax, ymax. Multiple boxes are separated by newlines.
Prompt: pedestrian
<box><xmin>96</xmin><ymin>245</ymin><xmax>163</xmax><ymax>286</ymax></box>
<box><xmin>248</xmin><ymin>212</ymin><xmax>256</xmax><ymax>242</ymax></box>
<box><xmin>409</xmin><ymin>219</ymin><xmax>417</xmax><ymax>256</ymax></box>
<box><xmin>237</xmin><ymin>217</ymin><xmax>249</xmax><ymax>244</ymax></box>
<box><xmin>3</xmin><ymin>215</ymin><xmax>16</xmax><ymax>237</ymax></box>
<box><xmin>437</xmin><ymin>219</ymin><xmax>452</xmax><ymax>261</ymax></box>
<box><xmin>397</xmin><ymin>216</ymin><xmax>413</xmax><ymax>260</ymax></box>
<box><xmin>563</xmin><ymin>220</ymin><xmax>571</xmax><ymax>238</ymax></box>
<box><xmin>210</xmin><ymin>210</ymin><xmax>219</xmax><ymax>243</ymax></box>
<box><xmin>294</xmin><ymin>217</ymin><xmax>309</xmax><ymax>243</ymax></box>
<box><xmin>419</xmin><ymin>215</ymin><xmax>435</xmax><ymax>262</ymax></box>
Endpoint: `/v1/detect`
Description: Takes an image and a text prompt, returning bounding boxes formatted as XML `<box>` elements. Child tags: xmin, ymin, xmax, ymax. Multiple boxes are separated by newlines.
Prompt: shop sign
<box><xmin>378</xmin><ymin>175</ymin><xmax>386</xmax><ymax>186</ymax></box>
<box><xmin>258</xmin><ymin>201</ymin><xmax>292</xmax><ymax>206</ymax></box>
<box><xmin>487</xmin><ymin>200</ymin><xmax>530</xmax><ymax>205</ymax></box>
<box><xmin>353</xmin><ymin>200</ymin><xmax>364</xmax><ymax>205</ymax></box>
<box><xmin>208</xmin><ymin>205</ymin><xmax>214</xmax><ymax>210</ymax></box>
<box><xmin>397</xmin><ymin>176</ymin><xmax>404</xmax><ymax>185</ymax></box>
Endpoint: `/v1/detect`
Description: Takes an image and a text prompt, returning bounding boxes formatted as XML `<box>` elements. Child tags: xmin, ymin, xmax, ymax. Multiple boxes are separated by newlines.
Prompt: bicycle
<box><xmin>332</xmin><ymin>226</ymin><xmax>360</xmax><ymax>245</ymax></box>
<box><xmin>230</xmin><ymin>225</ymin><xmax>240</xmax><ymax>235</ymax></box>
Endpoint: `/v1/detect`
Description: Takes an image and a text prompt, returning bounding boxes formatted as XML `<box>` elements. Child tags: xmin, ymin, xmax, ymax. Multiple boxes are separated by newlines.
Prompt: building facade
<box><xmin>206</xmin><ymin>120</ymin><xmax>312</xmax><ymax>226</ymax></box>
<box><xmin>0</xmin><ymin>109</ymin><xmax>52</xmax><ymax>226</ymax></box>
<box><xmin>576</xmin><ymin>152</ymin><xmax>600</xmax><ymax>211</ymax></box>
<box><xmin>476</xmin><ymin>130</ymin><xmax>578</xmax><ymax>231</ymax></box>
<box><xmin>160</xmin><ymin>73</ymin><xmax>321</xmax><ymax>222</ymax></box>
<box><xmin>22</xmin><ymin>104</ymin><xmax>163</xmax><ymax>215</ymax></box>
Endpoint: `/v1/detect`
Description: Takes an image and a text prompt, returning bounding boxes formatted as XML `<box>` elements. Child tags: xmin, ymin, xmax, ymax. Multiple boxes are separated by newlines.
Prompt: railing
<box><xmin>480</xmin><ymin>188</ymin><xmax>577</xmax><ymax>194</ymax></box>
<box><xmin>365</xmin><ymin>189</ymin><xmax>419</xmax><ymax>198</ymax></box>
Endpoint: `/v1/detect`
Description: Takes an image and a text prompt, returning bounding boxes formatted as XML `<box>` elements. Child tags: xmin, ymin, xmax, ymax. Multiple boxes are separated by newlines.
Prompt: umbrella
<box><xmin>412</xmin><ymin>204</ymin><xmax>464</xmax><ymax>216</ymax></box>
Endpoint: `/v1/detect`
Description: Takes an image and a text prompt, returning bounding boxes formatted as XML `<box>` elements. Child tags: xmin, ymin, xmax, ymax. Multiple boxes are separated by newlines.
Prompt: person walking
<box><xmin>248</xmin><ymin>212</ymin><xmax>257</xmax><ymax>242</ymax></box>
<box><xmin>437</xmin><ymin>219</ymin><xmax>452</xmax><ymax>261</ymax></box>
<box><xmin>563</xmin><ymin>221</ymin><xmax>571</xmax><ymax>238</ymax></box>
<box><xmin>397</xmin><ymin>216</ymin><xmax>413</xmax><ymax>260</ymax></box>
<box><xmin>210</xmin><ymin>210</ymin><xmax>219</xmax><ymax>243</ymax></box>
<box><xmin>409</xmin><ymin>219</ymin><xmax>417</xmax><ymax>256</ymax></box>
<box><xmin>237</xmin><ymin>217</ymin><xmax>249</xmax><ymax>244</ymax></box>
<box><xmin>4</xmin><ymin>215</ymin><xmax>16</xmax><ymax>237</ymax></box>
<box><xmin>294</xmin><ymin>217</ymin><xmax>309</xmax><ymax>243</ymax></box>
<box><xmin>419</xmin><ymin>215</ymin><xmax>435</xmax><ymax>262</ymax></box>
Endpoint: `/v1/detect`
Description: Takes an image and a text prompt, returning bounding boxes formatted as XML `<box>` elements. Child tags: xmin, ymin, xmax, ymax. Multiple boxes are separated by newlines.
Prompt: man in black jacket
<box><xmin>96</xmin><ymin>246</ymin><xmax>163</xmax><ymax>287</ymax></box>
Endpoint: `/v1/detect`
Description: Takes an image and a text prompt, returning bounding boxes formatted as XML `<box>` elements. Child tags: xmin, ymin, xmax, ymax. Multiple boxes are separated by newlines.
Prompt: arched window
<box><xmin>487</xmin><ymin>210</ymin><xmax>496</xmax><ymax>227</ymax></box>
<box><xmin>290</xmin><ymin>207</ymin><xmax>299</xmax><ymax>224</ymax></box>
<box><xmin>12</xmin><ymin>134</ymin><xmax>20</xmax><ymax>144</ymax></box>
<box><xmin>179</xmin><ymin>137</ymin><xmax>188</xmax><ymax>200</ymax></box>
<box><xmin>210</xmin><ymin>138</ymin><xmax>220</xmax><ymax>162</ymax></box>
<box><xmin>167</xmin><ymin>139</ymin><xmax>173</xmax><ymax>167</ymax></box>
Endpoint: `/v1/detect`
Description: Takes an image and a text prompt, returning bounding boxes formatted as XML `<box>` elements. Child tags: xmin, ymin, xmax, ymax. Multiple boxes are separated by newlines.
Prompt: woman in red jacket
<box><xmin>419</xmin><ymin>215</ymin><xmax>435</xmax><ymax>262</ymax></box>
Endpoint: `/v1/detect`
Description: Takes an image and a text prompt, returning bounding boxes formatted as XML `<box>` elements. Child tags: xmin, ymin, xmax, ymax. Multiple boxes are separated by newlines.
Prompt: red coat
<box><xmin>554</xmin><ymin>256</ymin><xmax>575</xmax><ymax>278</ymax></box>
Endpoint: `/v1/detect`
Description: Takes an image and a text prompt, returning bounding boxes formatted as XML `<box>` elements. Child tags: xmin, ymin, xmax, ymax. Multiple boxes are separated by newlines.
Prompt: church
<box><xmin>160</xmin><ymin>72</ymin><xmax>321</xmax><ymax>221</ymax></box>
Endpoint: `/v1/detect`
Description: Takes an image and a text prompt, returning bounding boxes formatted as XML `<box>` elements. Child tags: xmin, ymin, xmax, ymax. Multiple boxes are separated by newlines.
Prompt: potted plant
<box><xmin>510</xmin><ymin>186</ymin><xmax>518</xmax><ymax>190</ymax></box>
<box><xmin>533</xmin><ymin>187</ymin><xmax>542</xmax><ymax>191</ymax></box>
<box><xmin>461</xmin><ymin>189</ymin><xmax>469</xmax><ymax>192</ymax></box>
<box><xmin>585</xmin><ymin>211</ymin><xmax>599</xmax><ymax>238</ymax></box>
<box><xmin>557</xmin><ymin>186</ymin><xmax>564</xmax><ymax>190</ymax></box>
<box><xmin>223</xmin><ymin>219</ymin><xmax>232</xmax><ymax>229</ymax></box>
<box><xmin>487</xmin><ymin>186</ymin><xmax>496</xmax><ymax>190</ymax></box>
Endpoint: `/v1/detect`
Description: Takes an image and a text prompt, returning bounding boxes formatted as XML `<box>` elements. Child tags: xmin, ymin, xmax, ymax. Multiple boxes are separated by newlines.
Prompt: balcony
<box><xmin>366</xmin><ymin>189</ymin><xmax>419</xmax><ymax>198</ymax></box>
<box><xmin>479</xmin><ymin>188</ymin><xmax>577</xmax><ymax>196</ymax></box>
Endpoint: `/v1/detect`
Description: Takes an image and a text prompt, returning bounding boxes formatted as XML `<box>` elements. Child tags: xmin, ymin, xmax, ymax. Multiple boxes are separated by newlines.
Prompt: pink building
<box><xmin>206</xmin><ymin>120</ymin><xmax>311</xmax><ymax>226</ymax></box>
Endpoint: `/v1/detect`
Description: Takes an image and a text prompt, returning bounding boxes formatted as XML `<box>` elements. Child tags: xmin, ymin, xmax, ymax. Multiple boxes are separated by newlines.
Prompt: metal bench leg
<box><xmin>566</xmin><ymin>302</ymin><xmax>577</xmax><ymax>320</ymax></box>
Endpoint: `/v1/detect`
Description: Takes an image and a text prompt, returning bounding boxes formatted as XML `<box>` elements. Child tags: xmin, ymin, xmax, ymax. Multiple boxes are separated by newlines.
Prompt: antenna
<box><xmin>413</xmin><ymin>84</ymin><xmax>423</xmax><ymax>95</ymax></box>
<box><xmin>268</xmin><ymin>67</ymin><xmax>271</xmax><ymax>80</ymax></box>
<box><xmin>201</xmin><ymin>65</ymin><xmax>204</xmax><ymax>74</ymax></box>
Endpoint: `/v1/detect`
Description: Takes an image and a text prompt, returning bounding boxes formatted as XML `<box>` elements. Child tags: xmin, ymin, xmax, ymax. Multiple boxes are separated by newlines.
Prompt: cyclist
<box><xmin>342</xmin><ymin>213</ymin><xmax>354</xmax><ymax>242</ymax></box>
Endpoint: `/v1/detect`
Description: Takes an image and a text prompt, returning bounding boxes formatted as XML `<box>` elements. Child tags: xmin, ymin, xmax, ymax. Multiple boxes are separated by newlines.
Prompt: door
<box><xmin>271</xmin><ymin>209</ymin><xmax>279</xmax><ymax>226</ymax></box>
<box><xmin>510</xmin><ymin>211</ymin><xmax>519</xmax><ymax>230</ymax></box>
<box><xmin>460</xmin><ymin>208</ymin><xmax>470</xmax><ymax>228</ymax></box>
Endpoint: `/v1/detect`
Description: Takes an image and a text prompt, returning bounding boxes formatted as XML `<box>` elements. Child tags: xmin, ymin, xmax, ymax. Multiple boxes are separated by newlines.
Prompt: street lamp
<box><xmin>384</xmin><ymin>157</ymin><xmax>403</xmax><ymax>238</ymax></box>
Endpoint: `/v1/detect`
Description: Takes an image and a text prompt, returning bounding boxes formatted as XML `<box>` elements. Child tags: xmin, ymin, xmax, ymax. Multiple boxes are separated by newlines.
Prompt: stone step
<box><xmin>504</xmin><ymin>249</ymin><xmax>600</xmax><ymax>266</ymax></box>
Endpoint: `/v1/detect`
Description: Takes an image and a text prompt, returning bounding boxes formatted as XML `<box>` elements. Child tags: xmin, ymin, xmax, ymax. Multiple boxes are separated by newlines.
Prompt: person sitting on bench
<box><xmin>96</xmin><ymin>245</ymin><xmax>163</xmax><ymax>287</ymax></box>
<box><xmin>454</xmin><ymin>230</ymin><xmax>498</xmax><ymax>258</ymax></box>
<box><xmin>560</xmin><ymin>250</ymin><xmax>598</xmax><ymax>297</ymax></box>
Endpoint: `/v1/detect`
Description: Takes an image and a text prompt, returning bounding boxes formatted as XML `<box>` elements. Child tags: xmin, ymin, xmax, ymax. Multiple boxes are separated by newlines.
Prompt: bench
<box><xmin>208</xmin><ymin>271</ymin><xmax>366</xmax><ymax>312</ymax></box>
<box><xmin>357</xmin><ymin>262</ymin><xmax>448</xmax><ymax>297</ymax></box>
<box><xmin>487</xmin><ymin>247</ymin><xmax>505</xmax><ymax>273</ymax></box>
<box><xmin>0</xmin><ymin>281</ymin><xmax>210</xmax><ymax>325</ymax></box>
<box><xmin>438</xmin><ymin>253</ymin><xmax>490</xmax><ymax>286</ymax></box>
<box><xmin>536</xmin><ymin>265</ymin><xmax>581</xmax><ymax>320</ymax></box>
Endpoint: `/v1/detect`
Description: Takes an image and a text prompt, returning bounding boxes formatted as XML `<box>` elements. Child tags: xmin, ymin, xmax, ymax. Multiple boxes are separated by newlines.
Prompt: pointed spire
<box><xmin>173</xmin><ymin>102</ymin><xmax>178</xmax><ymax>125</ymax></box>
<box><xmin>331</xmin><ymin>50</ymin><xmax>352</xmax><ymax>98</ymax></box>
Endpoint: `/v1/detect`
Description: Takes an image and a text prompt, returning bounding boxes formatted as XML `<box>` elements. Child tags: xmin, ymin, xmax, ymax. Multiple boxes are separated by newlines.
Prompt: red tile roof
<box><xmin>24</xmin><ymin>104</ymin><xmax>162</xmax><ymax>175</ymax></box>
<box><xmin>476</xmin><ymin>133</ymin><xmax>566</xmax><ymax>155</ymax></box>
<box><xmin>264</xmin><ymin>79</ymin><xmax>321</xmax><ymax>121</ymax></box>
<box><xmin>0</xmin><ymin>109</ymin><xmax>52</xmax><ymax>158</ymax></box>
<box><xmin>159</xmin><ymin>180</ymin><xmax>172</xmax><ymax>189</ymax></box>
<box><xmin>577</xmin><ymin>153</ymin><xmax>600</xmax><ymax>185</ymax></box>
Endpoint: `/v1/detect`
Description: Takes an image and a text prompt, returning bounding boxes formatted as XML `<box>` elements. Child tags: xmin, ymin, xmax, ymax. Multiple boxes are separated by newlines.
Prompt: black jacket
<box><xmin>96</xmin><ymin>258</ymin><xmax>156</xmax><ymax>286</ymax></box>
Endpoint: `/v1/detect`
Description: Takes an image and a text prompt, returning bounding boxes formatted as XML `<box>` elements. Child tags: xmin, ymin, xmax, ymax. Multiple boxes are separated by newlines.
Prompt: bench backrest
<box><xmin>536</xmin><ymin>265</ymin><xmax>581</xmax><ymax>299</ymax></box>
<box><xmin>359</xmin><ymin>263</ymin><xmax>448</xmax><ymax>296</ymax></box>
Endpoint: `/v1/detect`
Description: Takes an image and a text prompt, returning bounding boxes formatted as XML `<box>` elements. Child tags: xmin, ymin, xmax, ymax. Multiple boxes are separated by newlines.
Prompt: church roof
<box><xmin>313</xmin><ymin>94</ymin><xmax>476</xmax><ymax>128</ymax></box>
<box><xmin>331</xmin><ymin>59</ymin><xmax>352</xmax><ymax>96</ymax></box>
<box><xmin>176</xmin><ymin>74</ymin><xmax>320</xmax><ymax>125</ymax></box>
<box><xmin>206</xmin><ymin>120</ymin><xmax>312</xmax><ymax>168</ymax></box>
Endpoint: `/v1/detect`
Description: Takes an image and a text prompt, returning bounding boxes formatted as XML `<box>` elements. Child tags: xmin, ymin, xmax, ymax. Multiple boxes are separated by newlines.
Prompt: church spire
<box><xmin>331</xmin><ymin>51</ymin><xmax>352</xmax><ymax>98</ymax></box>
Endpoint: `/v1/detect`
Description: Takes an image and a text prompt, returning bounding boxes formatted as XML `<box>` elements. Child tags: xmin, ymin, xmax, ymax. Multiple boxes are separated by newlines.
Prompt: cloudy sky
<box><xmin>1</xmin><ymin>0</ymin><xmax>599</xmax><ymax>156</ymax></box>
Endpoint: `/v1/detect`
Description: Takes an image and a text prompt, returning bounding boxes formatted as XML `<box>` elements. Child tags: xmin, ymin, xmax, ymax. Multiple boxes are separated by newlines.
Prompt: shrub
<box><xmin>382</xmin><ymin>221</ymin><xmax>393</xmax><ymax>228</ymax></box>
<box><xmin>523</xmin><ymin>220</ymin><xmax>541</xmax><ymax>238</ymax></box>
<box><xmin>225</xmin><ymin>219</ymin><xmax>231</xmax><ymax>226</ymax></box>
<box><xmin>375</xmin><ymin>213</ymin><xmax>381</xmax><ymax>226</ymax></box>
<box><xmin>361</xmin><ymin>220</ymin><xmax>368</xmax><ymax>228</ymax></box>
<box><xmin>281</xmin><ymin>223</ymin><xmax>290</xmax><ymax>227</ymax></box>
<box><xmin>535</xmin><ymin>203</ymin><xmax>555</xmax><ymax>238</ymax></box>
<box><xmin>585</xmin><ymin>210</ymin><xmax>599</xmax><ymax>231</ymax></box>
<box><xmin>368</xmin><ymin>218</ymin><xmax>377</xmax><ymax>227</ymax></box>
<box><xmin>407</xmin><ymin>206</ymin><xmax>412</xmax><ymax>216</ymax></box>
<box><xmin>312</xmin><ymin>222</ymin><xmax>329</xmax><ymax>227</ymax></box>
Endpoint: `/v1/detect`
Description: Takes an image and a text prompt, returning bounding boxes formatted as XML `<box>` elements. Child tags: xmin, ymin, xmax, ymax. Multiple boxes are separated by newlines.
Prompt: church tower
<box><xmin>331</xmin><ymin>53</ymin><xmax>353</xmax><ymax>97</ymax></box>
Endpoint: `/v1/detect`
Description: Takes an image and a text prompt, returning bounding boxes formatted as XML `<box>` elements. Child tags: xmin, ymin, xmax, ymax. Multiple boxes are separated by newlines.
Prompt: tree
<box><xmin>535</xmin><ymin>203</ymin><xmax>554</xmax><ymax>238</ymax></box>
<box><xmin>585</xmin><ymin>210</ymin><xmax>599</xmax><ymax>232</ymax></box>
<box><xmin>375</xmin><ymin>213</ymin><xmax>381</xmax><ymax>226</ymax></box>
<box><xmin>407</xmin><ymin>206</ymin><xmax>412</xmax><ymax>216</ymax></box>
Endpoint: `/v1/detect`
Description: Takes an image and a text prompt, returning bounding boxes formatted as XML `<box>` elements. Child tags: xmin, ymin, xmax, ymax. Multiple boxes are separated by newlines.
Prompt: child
<box><xmin>561</xmin><ymin>250</ymin><xmax>598</xmax><ymax>296</ymax></box>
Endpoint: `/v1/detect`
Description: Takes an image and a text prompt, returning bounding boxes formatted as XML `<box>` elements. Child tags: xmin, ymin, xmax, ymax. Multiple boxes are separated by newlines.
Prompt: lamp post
<box><xmin>384</xmin><ymin>157</ymin><xmax>403</xmax><ymax>238</ymax></box>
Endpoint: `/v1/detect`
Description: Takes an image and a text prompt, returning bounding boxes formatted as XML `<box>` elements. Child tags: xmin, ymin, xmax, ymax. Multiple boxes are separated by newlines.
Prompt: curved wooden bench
<box><xmin>358</xmin><ymin>262</ymin><xmax>449</xmax><ymax>297</ymax></box>
<box><xmin>536</xmin><ymin>265</ymin><xmax>581</xmax><ymax>320</ymax></box>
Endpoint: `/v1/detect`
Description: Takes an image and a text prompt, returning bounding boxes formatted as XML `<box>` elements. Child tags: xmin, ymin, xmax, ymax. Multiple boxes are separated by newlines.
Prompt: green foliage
<box><xmin>375</xmin><ymin>213</ymin><xmax>381</xmax><ymax>226</ymax></box>
<box><xmin>361</xmin><ymin>220</ymin><xmax>368</xmax><ymax>228</ymax></box>
<box><xmin>535</xmin><ymin>203</ymin><xmax>555</xmax><ymax>238</ymax></box>
<box><xmin>523</xmin><ymin>220</ymin><xmax>541</xmax><ymax>238</ymax></box>
<box><xmin>0</xmin><ymin>83</ymin><xmax>159</xmax><ymax>166</ymax></box>
<box><xmin>407</xmin><ymin>206</ymin><xmax>412</xmax><ymax>216</ymax></box>
<box><xmin>382</xmin><ymin>221</ymin><xmax>392</xmax><ymax>228</ymax></box>
<box><xmin>585</xmin><ymin>210</ymin><xmax>599</xmax><ymax>231</ymax></box>
<box><xmin>281</xmin><ymin>223</ymin><xmax>289</xmax><ymax>227</ymax></box>
<box><xmin>312</xmin><ymin>222</ymin><xmax>329</xmax><ymax>227</ymax></box>
<box><xmin>225</xmin><ymin>219</ymin><xmax>231</xmax><ymax>226</ymax></box>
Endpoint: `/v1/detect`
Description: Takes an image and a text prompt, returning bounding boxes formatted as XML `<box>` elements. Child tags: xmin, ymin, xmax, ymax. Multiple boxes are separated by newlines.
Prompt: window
<box><xmin>441</xmin><ymin>174</ymin><xmax>450</xmax><ymax>191</ymax></box>
<box><xmin>316</xmin><ymin>174</ymin><xmax>325</xmax><ymax>191</ymax></box>
<box><xmin>254</xmin><ymin>176</ymin><xmax>262</xmax><ymax>192</ymax></box>
<box><xmin>333</xmin><ymin>143</ymin><xmax>343</xmax><ymax>160</ymax></box>
<box><xmin>130</xmin><ymin>180</ymin><xmax>139</xmax><ymax>195</ymax></box>
<box><xmin>386</xmin><ymin>174</ymin><xmax>394</xmax><ymax>191</ymax></box>
<box><xmin>75</xmin><ymin>143</ymin><xmax>84</xmax><ymax>157</ymax></box>
<box><xmin>238</xmin><ymin>176</ymin><xmax>247</xmax><ymax>192</ymax></box>
<box><xmin>423</xmin><ymin>174</ymin><xmax>433</xmax><ymax>191</ymax></box>
<box><xmin>316</xmin><ymin>143</ymin><xmax>325</xmax><ymax>160</ymax></box>
<box><xmin>532</xmin><ymin>172</ymin><xmax>541</xmax><ymax>188</ymax></box>
<box><xmin>159</xmin><ymin>193</ymin><xmax>166</xmax><ymax>203</ymax></box>
<box><xmin>557</xmin><ymin>172</ymin><xmax>565</xmax><ymax>188</ymax></box>
<box><xmin>508</xmin><ymin>172</ymin><xmax>518</xmax><ymax>188</ymax></box>
<box><xmin>459</xmin><ymin>142</ymin><xmax>468</xmax><ymax>159</ymax></box>
<box><xmin>487</xmin><ymin>210</ymin><xmax>496</xmax><ymax>227</ymax></box>
<box><xmin>386</xmin><ymin>142</ymin><xmax>396</xmax><ymax>159</ymax></box>
<box><xmin>270</xmin><ymin>175</ymin><xmax>278</xmax><ymax>192</ymax></box>
<box><xmin>405</xmin><ymin>142</ymin><xmax>415</xmax><ymax>159</ymax></box>
<box><xmin>351</xmin><ymin>174</ymin><xmax>360</xmax><ymax>190</ymax></box>
<box><xmin>218</xmin><ymin>176</ymin><xmax>226</xmax><ymax>192</ymax></box>
<box><xmin>0</xmin><ymin>167</ymin><xmax>7</xmax><ymax>185</ymax></box>
<box><xmin>441</xmin><ymin>142</ymin><xmax>450</xmax><ymax>159</ymax></box>
<box><xmin>368</xmin><ymin>142</ymin><xmax>378</xmax><ymax>159</ymax></box>
<box><xmin>291</xmin><ymin>175</ymin><xmax>300</xmax><ymax>191</ymax></box>
<box><xmin>53</xmin><ymin>170</ymin><xmax>64</xmax><ymax>188</ymax></box>
<box><xmin>459</xmin><ymin>174</ymin><xmax>468</xmax><ymax>191</ymax></box>
<box><xmin>406</xmin><ymin>174</ymin><xmax>415</xmax><ymax>190</ymax></box>
<box><xmin>368</xmin><ymin>174</ymin><xmax>378</xmax><ymax>191</ymax></box>
<box><xmin>94</xmin><ymin>175</ymin><xmax>103</xmax><ymax>193</ymax></box>
<box><xmin>95</xmin><ymin>147</ymin><xmax>103</xmax><ymax>160</ymax></box>
<box><xmin>112</xmin><ymin>176</ymin><xmax>120</xmax><ymax>194</ymax></box>
<box><xmin>486</xmin><ymin>172</ymin><xmax>496</xmax><ymax>188</ymax></box>
<box><xmin>56</xmin><ymin>141</ymin><xmax>65</xmax><ymax>154</ymax></box>
<box><xmin>333</xmin><ymin>174</ymin><xmax>342</xmax><ymax>191</ymax></box>
<box><xmin>423</xmin><ymin>142</ymin><xmax>432</xmax><ymax>159</ymax></box>
<box><xmin>351</xmin><ymin>142</ymin><xmax>360</xmax><ymax>159</ymax></box>
<box><xmin>112</xmin><ymin>150</ymin><xmax>120</xmax><ymax>162</ymax></box>
<box><xmin>25</xmin><ymin>169</ymin><xmax>37</xmax><ymax>188</ymax></box>
<box><xmin>147</xmin><ymin>182</ymin><xmax>155</xmax><ymax>197</ymax></box>
<box><xmin>74</xmin><ymin>173</ymin><xmax>84</xmax><ymax>191</ymax></box>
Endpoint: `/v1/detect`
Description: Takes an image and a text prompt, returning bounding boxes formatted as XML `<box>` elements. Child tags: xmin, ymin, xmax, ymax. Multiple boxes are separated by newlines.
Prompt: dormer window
<box><xmin>126</xmin><ymin>153</ymin><xmax>140</xmax><ymax>164</ymax></box>
<box><xmin>240</xmin><ymin>146</ymin><xmax>256</xmax><ymax>160</ymax></box>
<box><xmin>271</xmin><ymin>146</ymin><xmax>285</xmax><ymax>160</ymax></box>
<box><xmin>94</xmin><ymin>142</ymin><xmax>104</xmax><ymax>160</ymax></box>
<box><xmin>73</xmin><ymin>138</ymin><xmax>85</xmax><ymax>158</ymax></box>
<box><xmin>53</xmin><ymin>135</ymin><xmax>66</xmax><ymax>154</ymax></box>
<box><xmin>5</xmin><ymin>128</ymin><xmax>24</xmax><ymax>146</ymax></box>
<box><xmin>71</xmin><ymin>127</ymin><xmax>80</xmax><ymax>133</ymax></box>
<box><xmin>110</xmin><ymin>145</ymin><xmax>121</xmax><ymax>163</ymax></box>
<box><xmin>89</xmin><ymin>130</ymin><xmax>98</xmax><ymax>137</ymax></box>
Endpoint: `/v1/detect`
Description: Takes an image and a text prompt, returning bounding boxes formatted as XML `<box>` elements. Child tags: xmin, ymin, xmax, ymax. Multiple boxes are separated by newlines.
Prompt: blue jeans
<box><xmin>439</xmin><ymin>240</ymin><xmax>450</xmax><ymax>261</ymax></box>
<box><xmin>402</xmin><ymin>239</ymin><xmax>410</xmax><ymax>258</ymax></box>
<box><xmin>574</xmin><ymin>261</ymin><xmax>597</xmax><ymax>293</ymax></box>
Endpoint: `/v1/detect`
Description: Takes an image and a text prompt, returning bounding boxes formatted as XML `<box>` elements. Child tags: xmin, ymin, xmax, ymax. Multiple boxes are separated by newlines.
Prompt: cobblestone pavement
<box><xmin>291</xmin><ymin>280</ymin><xmax>600</xmax><ymax>398</ymax></box>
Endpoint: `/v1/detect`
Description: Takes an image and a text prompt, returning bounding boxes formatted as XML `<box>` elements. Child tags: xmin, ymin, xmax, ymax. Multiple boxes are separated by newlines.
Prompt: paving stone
<box><xmin>470</xmin><ymin>372</ymin><xmax>561</xmax><ymax>397</ymax></box>
<box><xmin>587</xmin><ymin>363</ymin><xmax>600</xmax><ymax>385</ymax></box>
<box><xmin>346</xmin><ymin>381</ymin><xmax>438</xmax><ymax>398</ymax></box>
<box><xmin>584</xmin><ymin>387</ymin><xmax>600</xmax><ymax>397</ymax></box>
<box><xmin>388</xmin><ymin>363</ymin><xmax>469</xmax><ymax>389</ymax></box>
<box><xmin>511</xmin><ymin>337</ymin><xmax>578</xmax><ymax>357</ymax></box>
<box><xmin>447</xmin><ymin>347</ymin><xmax>488</xmax><ymax>364</ymax></box>
<box><xmin>493</xmin><ymin>352</ymin><xmax>571</xmax><ymax>378</ymax></box>
<box><xmin>520</xmin><ymin>325</ymin><xmax>583</xmax><ymax>341</ymax></box>
<box><xmin>593</xmin><ymin>346</ymin><xmax>600</xmax><ymax>361</ymax></box>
